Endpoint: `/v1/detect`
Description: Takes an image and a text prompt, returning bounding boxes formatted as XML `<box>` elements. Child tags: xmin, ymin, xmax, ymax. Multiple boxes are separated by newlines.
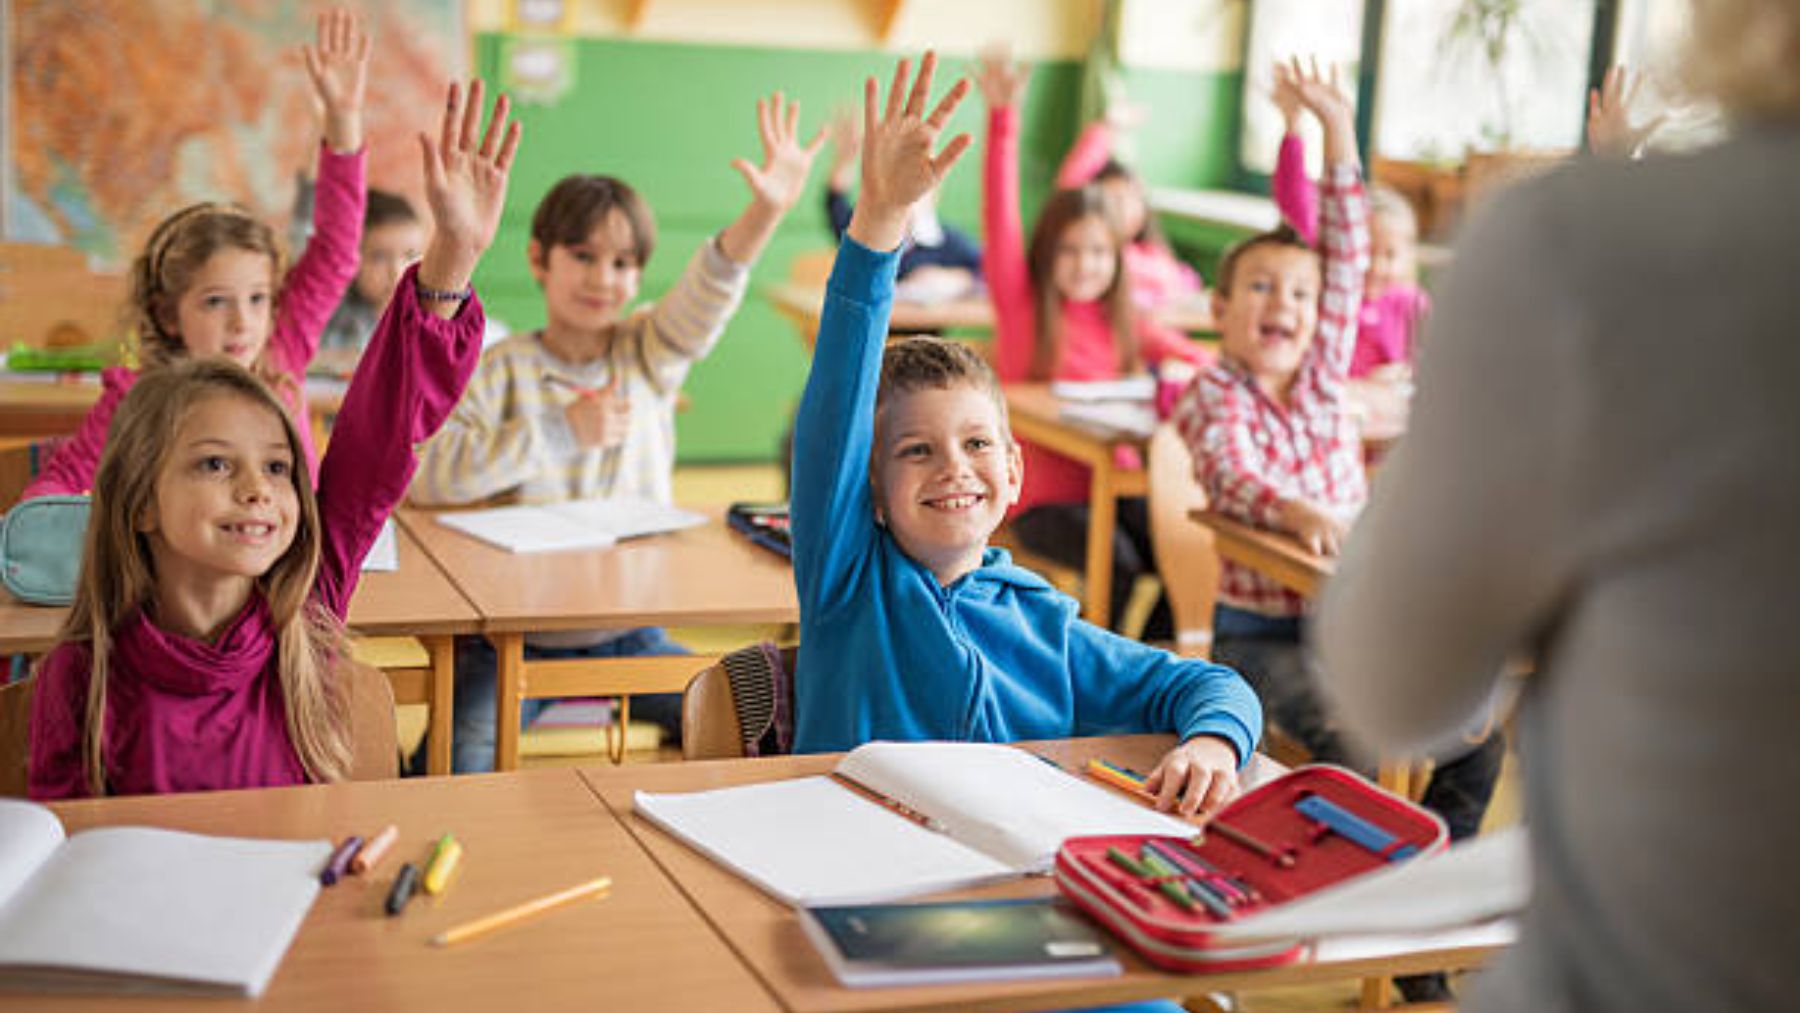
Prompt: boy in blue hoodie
<box><xmin>791</xmin><ymin>54</ymin><xmax>1261</xmax><ymax>817</ymax></box>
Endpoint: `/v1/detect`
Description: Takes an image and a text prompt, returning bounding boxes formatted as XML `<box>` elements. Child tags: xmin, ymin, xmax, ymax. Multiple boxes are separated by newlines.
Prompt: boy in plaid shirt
<box><xmin>1172</xmin><ymin>59</ymin><xmax>1500</xmax><ymax>1002</ymax></box>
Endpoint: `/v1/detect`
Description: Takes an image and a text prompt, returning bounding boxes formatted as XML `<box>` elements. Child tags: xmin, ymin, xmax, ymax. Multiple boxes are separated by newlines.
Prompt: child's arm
<box><xmin>716</xmin><ymin>94</ymin><xmax>825</xmax><ymax>266</ymax></box>
<box><xmin>792</xmin><ymin>54</ymin><xmax>972</xmax><ymax>614</ymax></box>
<box><xmin>1269</xmin><ymin>58</ymin><xmax>1321</xmax><ymax>245</ymax></box>
<box><xmin>1587</xmin><ymin>65</ymin><xmax>1665</xmax><ymax>157</ymax></box>
<box><xmin>627</xmin><ymin>95</ymin><xmax>820</xmax><ymax>396</ymax></box>
<box><xmin>18</xmin><ymin>369</ymin><xmax>132</xmax><ymax>499</ymax></box>
<box><xmin>270</xmin><ymin>8</ymin><xmax>370</xmax><ymax>378</ymax></box>
<box><xmin>1055</xmin><ymin>120</ymin><xmax>1112</xmax><ymax>189</ymax></box>
<box><xmin>975</xmin><ymin>46</ymin><xmax>1036</xmax><ymax>382</ymax></box>
<box><xmin>26</xmin><ymin>647</ymin><xmax>92</xmax><ymax>799</ymax></box>
<box><xmin>1067</xmin><ymin>622</ymin><xmax>1262</xmax><ymax>817</ymax></box>
<box><xmin>313</xmin><ymin>80</ymin><xmax>521</xmax><ymax>615</ymax></box>
<box><xmin>1296</xmin><ymin>60</ymin><xmax>1369</xmax><ymax>387</ymax></box>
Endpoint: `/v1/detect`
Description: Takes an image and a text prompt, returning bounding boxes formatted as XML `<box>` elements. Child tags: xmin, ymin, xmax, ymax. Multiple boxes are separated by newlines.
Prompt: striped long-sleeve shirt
<box><xmin>410</xmin><ymin>237</ymin><xmax>749</xmax><ymax>508</ymax></box>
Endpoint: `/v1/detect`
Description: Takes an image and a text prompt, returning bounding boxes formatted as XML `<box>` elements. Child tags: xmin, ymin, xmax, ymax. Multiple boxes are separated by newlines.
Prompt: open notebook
<box><xmin>633</xmin><ymin>741</ymin><xmax>1195</xmax><ymax>907</ymax></box>
<box><xmin>436</xmin><ymin>497</ymin><xmax>707</xmax><ymax>553</ymax></box>
<box><xmin>0</xmin><ymin>800</ymin><xmax>328</xmax><ymax>997</ymax></box>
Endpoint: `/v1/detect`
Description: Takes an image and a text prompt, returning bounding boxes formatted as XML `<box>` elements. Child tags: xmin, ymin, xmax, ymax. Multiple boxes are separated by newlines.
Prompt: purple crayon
<box><xmin>320</xmin><ymin>835</ymin><xmax>364</xmax><ymax>886</ymax></box>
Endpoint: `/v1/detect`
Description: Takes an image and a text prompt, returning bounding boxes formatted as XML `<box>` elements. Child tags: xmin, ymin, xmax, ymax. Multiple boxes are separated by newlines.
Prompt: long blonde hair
<box><xmin>1025</xmin><ymin>186</ymin><xmax>1138</xmax><ymax>382</ymax></box>
<box><xmin>56</xmin><ymin>360</ymin><xmax>351</xmax><ymax>795</ymax></box>
<box><xmin>128</xmin><ymin>202</ymin><xmax>293</xmax><ymax>396</ymax></box>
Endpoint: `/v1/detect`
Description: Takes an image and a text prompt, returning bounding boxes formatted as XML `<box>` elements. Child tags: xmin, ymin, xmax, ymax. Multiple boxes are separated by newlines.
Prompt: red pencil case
<box><xmin>1053</xmin><ymin>764</ymin><xmax>1448</xmax><ymax>973</ymax></box>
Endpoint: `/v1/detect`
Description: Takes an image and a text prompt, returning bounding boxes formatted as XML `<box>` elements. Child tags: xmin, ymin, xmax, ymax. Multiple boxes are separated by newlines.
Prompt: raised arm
<box><xmin>1586</xmin><ymin>65</ymin><xmax>1665</xmax><ymax>158</ymax></box>
<box><xmin>716</xmin><ymin>93</ymin><xmax>825</xmax><ymax>266</ymax></box>
<box><xmin>273</xmin><ymin>7</ymin><xmax>371</xmax><ymax>376</ymax></box>
<box><xmin>1294</xmin><ymin>58</ymin><xmax>1368</xmax><ymax>386</ymax></box>
<box><xmin>975</xmin><ymin>45</ymin><xmax>1035</xmax><ymax>381</ymax></box>
<box><xmin>314</xmin><ymin>80</ymin><xmax>521</xmax><ymax>613</ymax></box>
<box><xmin>793</xmin><ymin>54</ymin><xmax>972</xmax><ymax>614</ymax></box>
<box><xmin>1269</xmin><ymin>59</ymin><xmax>1321</xmax><ymax>245</ymax></box>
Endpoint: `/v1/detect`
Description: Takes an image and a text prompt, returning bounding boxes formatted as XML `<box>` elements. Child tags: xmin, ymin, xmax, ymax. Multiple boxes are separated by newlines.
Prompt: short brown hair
<box><xmin>530</xmin><ymin>174</ymin><xmax>656</xmax><ymax>266</ymax></box>
<box><xmin>364</xmin><ymin>189</ymin><xmax>419</xmax><ymax>230</ymax></box>
<box><xmin>875</xmin><ymin>337</ymin><xmax>1008</xmax><ymax>435</ymax></box>
<box><xmin>1214</xmin><ymin>224</ymin><xmax>1314</xmax><ymax>296</ymax></box>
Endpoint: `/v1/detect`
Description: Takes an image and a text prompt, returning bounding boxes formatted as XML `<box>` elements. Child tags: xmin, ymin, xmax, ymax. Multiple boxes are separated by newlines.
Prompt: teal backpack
<box><xmin>0</xmin><ymin>495</ymin><xmax>90</xmax><ymax>606</ymax></box>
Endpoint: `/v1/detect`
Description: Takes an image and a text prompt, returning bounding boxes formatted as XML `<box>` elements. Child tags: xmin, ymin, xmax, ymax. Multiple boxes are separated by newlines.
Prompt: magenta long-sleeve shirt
<box><xmin>985</xmin><ymin>107</ymin><xmax>1207</xmax><ymax>513</ymax></box>
<box><xmin>1272</xmin><ymin>133</ymin><xmax>1429</xmax><ymax>377</ymax></box>
<box><xmin>22</xmin><ymin>144</ymin><xmax>365</xmax><ymax>500</ymax></box>
<box><xmin>27</xmin><ymin>266</ymin><xmax>483</xmax><ymax>799</ymax></box>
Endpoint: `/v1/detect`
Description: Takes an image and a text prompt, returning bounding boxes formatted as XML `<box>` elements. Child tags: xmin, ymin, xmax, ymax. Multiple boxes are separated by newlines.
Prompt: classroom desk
<box><xmin>35</xmin><ymin>768</ymin><xmax>782</xmax><ymax>1013</ymax></box>
<box><xmin>1189</xmin><ymin>509</ymin><xmax>1335</xmax><ymax>600</ymax></box>
<box><xmin>766</xmin><ymin>282</ymin><xmax>1216</xmax><ymax>351</ymax></box>
<box><xmin>0</xmin><ymin>374</ymin><xmax>349</xmax><ymax>439</ymax></box>
<box><xmin>1004</xmin><ymin>384</ymin><xmax>1151</xmax><ymax>627</ymax></box>
<box><xmin>399</xmin><ymin>506</ymin><xmax>799</xmax><ymax>772</ymax></box>
<box><xmin>581</xmin><ymin>734</ymin><xmax>1508</xmax><ymax>1013</ymax></box>
<box><xmin>0</xmin><ymin>523</ymin><xmax>477</xmax><ymax>775</ymax></box>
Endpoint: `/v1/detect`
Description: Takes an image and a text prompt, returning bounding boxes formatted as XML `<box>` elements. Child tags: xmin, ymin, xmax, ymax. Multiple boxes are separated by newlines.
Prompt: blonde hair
<box><xmin>1026</xmin><ymin>186</ymin><xmax>1138</xmax><ymax>382</ymax></box>
<box><xmin>1369</xmin><ymin>185</ymin><xmax>1419</xmax><ymax>239</ymax></box>
<box><xmin>1682</xmin><ymin>0</ymin><xmax>1800</xmax><ymax>119</ymax></box>
<box><xmin>129</xmin><ymin>202</ymin><xmax>291</xmax><ymax>392</ymax></box>
<box><xmin>55</xmin><ymin>359</ymin><xmax>351</xmax><ymax>795</ymax></box>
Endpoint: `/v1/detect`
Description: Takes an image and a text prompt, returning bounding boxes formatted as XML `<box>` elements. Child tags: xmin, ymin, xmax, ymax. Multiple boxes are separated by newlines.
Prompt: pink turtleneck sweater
<box><xmin>22</xmin><ymin>144</ymin><xmax>365</xmax><ymax>500</ymax></box>
<box><xmin>28</xmin><ymin>265</ymin><xmax>483</xmax><ymax>799</ymax></box>
<box><xmin>985</xmin><ymin>106</ymin><xmax>1208</xmax><ymax>513</ymax></box>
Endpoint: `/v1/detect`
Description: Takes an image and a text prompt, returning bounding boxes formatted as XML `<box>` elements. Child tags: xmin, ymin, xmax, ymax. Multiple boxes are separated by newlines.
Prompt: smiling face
<box><xmin>1214</xmin><ymin>243</ymin><xmax>1323</xmax><ymax>396</ymax></box>
<box><xmin>530</xmin><ymin>207</ymin><xmax>644</xmax><ymax>335</ymax></box>
<box><xmin>139</xmin><ymin>392</ymin><xmax>300</xmax><ymax>597</ymax></box>
<box><xmin>873</xmin><ymin>383</ymin><xmax>1023</xmax><ymax>586</ymax></box>
<box><xmin>167</xmin><ymin>247</ymin><xmax>277</xmax><ymax>367</ymax></box>
<box><xmin>1052</xmin><ymin>214</ymin><xmax>1120</xmax><ymax>304</ymax></box>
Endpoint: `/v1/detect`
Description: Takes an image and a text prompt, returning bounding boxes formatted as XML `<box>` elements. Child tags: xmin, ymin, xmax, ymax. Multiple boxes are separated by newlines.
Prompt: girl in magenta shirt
<box><xmin>24</xmin><ymin>9</ymin><xmax>371</xmax><ymax>499</ymax></box>
<box><xmin>28</xmin><ymin>81</ymin><xmax>521</xmax><ymax>799</ymax></box>
<box><xmin>977</xmin><ymin>47</ymin><xmax>1210</xmax><ymax>635</ymax></box>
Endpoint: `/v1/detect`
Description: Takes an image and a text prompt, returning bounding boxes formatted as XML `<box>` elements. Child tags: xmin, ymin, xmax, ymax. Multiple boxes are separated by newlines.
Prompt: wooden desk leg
<box><xmin>422</xmin><ymin>635</ymin><xmax>455</xmax><ymax>777</ymax></box>
<box><xmin>1083</xmin><ymin>462</ymin><xmax>1117</xmax><ymax>627</ymax></box>
<box><xmin>492</xmin><ymin>632</ymin><xmax>525</xmax><ymax>773</ymax></box>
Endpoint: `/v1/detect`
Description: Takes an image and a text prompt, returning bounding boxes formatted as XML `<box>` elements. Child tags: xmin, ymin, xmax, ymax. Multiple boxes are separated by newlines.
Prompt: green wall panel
<box><xmin>473</xmin><ymin>35</ymin><xmax>1236</xmax><ymax>463</ymax></box>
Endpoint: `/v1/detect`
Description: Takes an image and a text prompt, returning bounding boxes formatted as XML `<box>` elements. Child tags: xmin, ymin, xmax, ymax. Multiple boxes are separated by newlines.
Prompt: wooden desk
<box><xmin>0</xmin><ymin>374</ymin><xmax>350</xmax><ymax>439</ymax></box>
<box><xmin>1005</xmin><ymin>384</ymin><xmax>1151</xmax><ymax>627</ymax></box>
<box><xmin>0</xmin><ymin>524</ymin><xmax>477</xmax><ymax>775</ymax></box>
<box><xmin>582</xmin><ymin>735</ymin><xmax>1507</xmax><ymax>1013</ymax></box>
<box><xmin>36</xmin><ymin>769</ymin><xmax>781</xmax><ymax>1012</ymax></box>
<box><xmin>767</xmin><ymin>282</ymin><xmax>1216</xmax><ymax>351</ymax></box>
<box><xmin>400</xmin><ymin>506</ymin><xmax>799</xmax><ymax>771</ymax></box>
<box><xmin>1189</xmin><ymin>509</ymin><xmax>1334</xmax><ymax>600</ymax></box>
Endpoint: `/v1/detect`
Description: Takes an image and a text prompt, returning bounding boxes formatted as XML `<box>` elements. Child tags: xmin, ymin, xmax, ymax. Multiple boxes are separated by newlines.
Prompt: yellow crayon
<box><xmin>423</xmin><ymin>833</ymin><xmax>462</xmax><ymax>895</ymax></box>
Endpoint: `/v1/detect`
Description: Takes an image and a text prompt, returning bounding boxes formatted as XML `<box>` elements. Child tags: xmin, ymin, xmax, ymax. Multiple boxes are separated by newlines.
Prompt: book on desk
<box><xmin>435</xmin><ymin>496</ymin><xmax>707</xmax><ymax>553</ymax></box>
<box><xmin>0</xmin><ymin>799</ymin><xmax>328</xmax><ymax>997</ymax></box>
<box><xmin>632</xmin><ymin>741</ymin><xmax>1195</xmax><ymax>907</ymax></box>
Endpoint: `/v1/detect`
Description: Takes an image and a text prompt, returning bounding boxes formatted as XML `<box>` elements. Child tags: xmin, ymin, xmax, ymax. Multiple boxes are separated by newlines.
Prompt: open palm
<box><xmin>860</xmin><ymin>53</ymin><xmax>973</xmax><ymax>213</ymax></box>
<box><xmin>732</xmin><ymin>93</ymin><xmax>825</xmax><ymax>212</ymax></box>
<box><xmin>302</xmin><ymin>7</ymin><xmax>369</xmax><ymax>121</ymax></box>
<box><xmin>420</xmin><ymin>80</ymin><xmax>522</xmax><ymax>258</ymax></box>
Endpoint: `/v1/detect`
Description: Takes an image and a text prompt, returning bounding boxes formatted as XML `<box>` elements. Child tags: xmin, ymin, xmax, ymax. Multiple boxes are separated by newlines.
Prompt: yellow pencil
<box><xmin>422</xmin><ymin>833</ymin><xmax>462</xmax><ymax>895</ymax></box>
<box><xmin>429</xmin><ymin>876</ymin><xmax>613</xmax><ymax>947</ymax></box>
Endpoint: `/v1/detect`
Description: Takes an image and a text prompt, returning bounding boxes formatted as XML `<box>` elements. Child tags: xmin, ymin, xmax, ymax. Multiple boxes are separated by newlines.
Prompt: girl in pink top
<box><xmin>977</xmin><ymin>47</ymin><xmax>1208</xmax><ymax>634</ymax></box>
<box><xmin>1270</xmin><ymin>59</ymin><xmax>1429</xmax><ymax>379</ymax></box>
<box><xmin>27</xmin><ymin>80</ymin><xmax>521</xmax><ymax>799</ymax></box>
<box><xmin>1056</xmin><ymin>113</ymin><xmax>1205</xmax><ymax>313</ymax></box>
<box><xmin>22</xmin><ymin>8</ymin><xmax>372</xmax><ymax>500</ymax></box>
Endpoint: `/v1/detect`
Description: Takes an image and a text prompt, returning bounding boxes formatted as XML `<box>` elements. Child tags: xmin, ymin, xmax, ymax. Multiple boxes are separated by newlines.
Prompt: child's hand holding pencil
<box><xmin>556</xmin><ymin>373</ymin><xmax>631</xmax><ymax>450</ymax></box>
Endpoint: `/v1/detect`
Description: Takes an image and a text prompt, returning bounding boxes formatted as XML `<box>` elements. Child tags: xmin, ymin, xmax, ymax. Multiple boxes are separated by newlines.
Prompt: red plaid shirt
<box><xmin>1174</xmin><ymin>163</ymin><xmax>1370</xmax><ymax>617</ymax></box>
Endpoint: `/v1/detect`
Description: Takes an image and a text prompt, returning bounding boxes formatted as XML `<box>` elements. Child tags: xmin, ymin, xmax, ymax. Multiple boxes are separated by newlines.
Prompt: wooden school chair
<box><xmin>1146</xmin><ymin>423</ymin><xmax>1219</xmax><ymax>659</ymax></box>
<box><xmin>0</xmin><ymin>676</ymin><xmax>32</xmax><ymax>797</ymax></box>
<box><xmin>681</xmin><ymin>642</ymin><xmax>797</xmax><ymax>761</ymax></box>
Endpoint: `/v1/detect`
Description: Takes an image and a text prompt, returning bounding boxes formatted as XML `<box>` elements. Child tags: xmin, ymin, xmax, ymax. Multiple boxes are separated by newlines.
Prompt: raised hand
<box><xmin>824</xmin><ymin>105</ymin><xmax>862</xmax><ymax>191</ymax></box>
<box><xmin>1286</xmin><ymin>57</ymin><xmax>1357</xmax><ymax>168</ymax></box>
<box><xmin>415</xmin><ymin>80</ymin><xmax>523</xmax><ymax>314</ymax></box>
<box><xmin>1270</xmin><ymin>60</ymin><xmax>1304</xmax><ymax>134</ymax></box>
<box><xmin>301</xmin><ymin>7</ymin><xmax>371</xmax><ymax>153</ymax></box>
<box><xmin>973</xmin><ymin>43</ymin><xmax>1028</xmax><ymax>109</ymax></box>
<box><xmin>847</xmin><ymin>52</ymin><xmax>973</xmax><ymax>252</ymax></box>
<box><xmin>1587</xmin><ymin>65</ymin><xmax>1665</xmax><ymax>157</ymax></box>
<box><xmin>731</xmin><ymin>93</ymin><xmax>826</xmax><ymax>213</ymax></box>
